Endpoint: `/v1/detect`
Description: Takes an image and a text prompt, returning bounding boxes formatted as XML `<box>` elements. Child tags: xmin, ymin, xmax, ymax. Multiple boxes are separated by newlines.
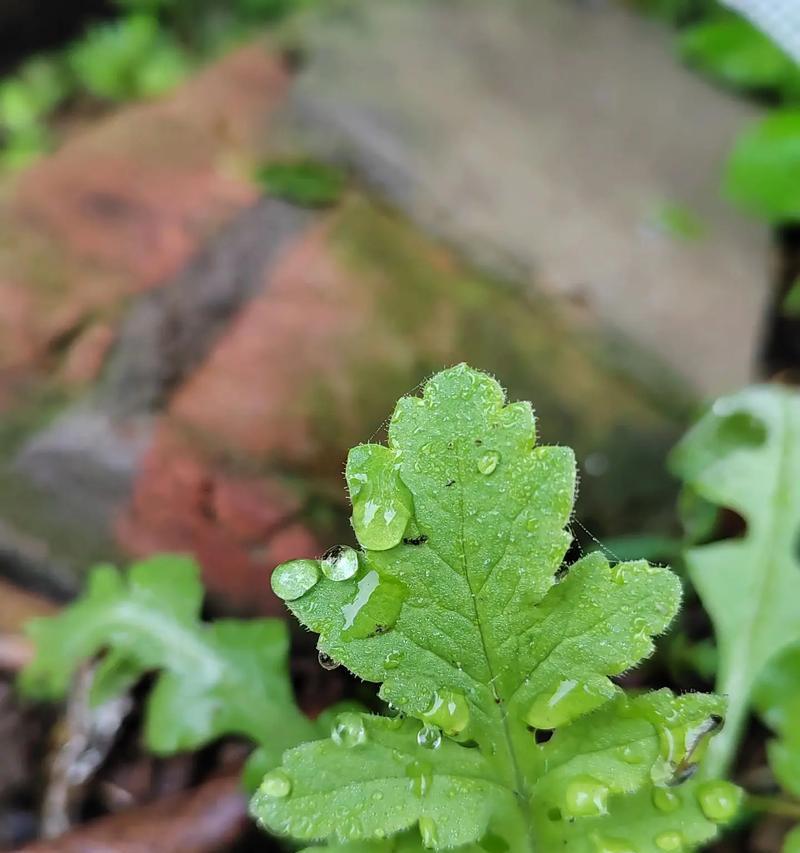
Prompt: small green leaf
<box><xmin>679</xmin><ymin>15</ymin><xmax>800</xmax><ymax>96</ymax></box>
<box><xmin>649</xmin><ymin>202</ymin><xmax>706</xmax><ymax>242</ymax></box>
<box><xmin>21</xmin><ymin>555</ymin><xmax>314</xmax><ymax>779</ymax></box>
<box><xmin>726</xmin><ymin>110</ymin><xmax>800</xmax><ymax>223</ymax></box>
<box><xmin>257</xmin><ymin>159</ymin><xmax>346</xmax><ymax>208</ymax></box>
<box><xmin>256</xmin><ymin>365</ymin><xmax>731</xmax><ymax>851</ymax></box>
<box><xmin>671</xmin><ymin>386</ymin><xmax>800</xmax><ymax>776</ymax></box>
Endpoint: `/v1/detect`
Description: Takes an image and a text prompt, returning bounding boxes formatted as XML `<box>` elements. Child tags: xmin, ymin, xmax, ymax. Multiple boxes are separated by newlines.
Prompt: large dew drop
<box><xmin>524</xmin><ymin>675</ymin><xmax>614</xmax><ymax>729</ymax></box>
<box><xmin>652</xmin><ymin>787</ymin><xmax>680</xmax><ymax>814</ymax></box>
<box><xmin>477</xmin><ymin>450</ymin><xmax>500</xmax><ymax>475</ymax></box>
<box><xmin>417</xmin><ymin>723</ymin><xmax>442</xmax><ymax>750</ymax></box>
<box><xmin>347</xmin><ymin>444</ymin><xmax>414</xmax><ymax>551</ymax></box>
<box><xmin>271</xmin><ymin>559</ymin><xmax>320</xmax><ymax>601</ymax></box>
<box><xmin>331</xmin><ymin>712</ymin><xmax>368</xmax><ymax>748</ymax></box>
<box><xmin>419</xmin><ymin>816</ymin><xmax>439</xmax><ymax>849</ymax></box>
<box><xmin>696</xmin><ymin>780</ymin><xmax>741</xmax><ymax>823</ymax></box>
<box><xmin>341</xmin><ymin>570</ymin><xmax>407</xmax><ymax>639</ymax></box>
<box><xmin>421</xmin><ymin>689</ymin><xmax>470</xmax><ymax>736</ymax></box>
<box><xmin>317</xmin><ymin>650</ymin><xmax>340</xmax><ymax>671</ymax></box>
<box><xmin>321</xmin><ymin>546</ymin><xmax>360</xmax><ymax>581</ymax></box>
<box><xmin>406</xmin><ymin>759</ymin><xmax>433</xmax><ymax>798</ymax></box>
<box><xmin>563</xmin><ymin>775</ymin><xmax>609</xmax><ymax>818</ymax></box>
<box><xmin>259</xmin><ymin>769</ymin><xmax>292</xmax><ymax>799</ymax></box>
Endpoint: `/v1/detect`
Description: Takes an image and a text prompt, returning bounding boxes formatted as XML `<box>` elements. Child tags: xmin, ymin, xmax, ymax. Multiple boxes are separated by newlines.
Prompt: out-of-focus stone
<box><xmin>59</xmin><ymin>324</ymin><xmax>115</xmax><ymax>388</ymax></box>
<box><xmin>285</xmin><ymin>0</ymin><xmax>772</xmax><ymax>397</ymax></box>
<box><xmin>0</xmin><ymin>43</ymin><xmax>295</xmax><ymax>602</ymax></box>
<box><xmin>115</xmin><ymin>423</ymin><xmax>319</xmax><ymax>615</ymax></box>
<box><xmin>0</xmin><ymin>41</ymin><xmax>290</xmax><ymax>391</ymax></box>
<box><xmin>164</xmin><ymin>196</ymin><xmax>685</xmax><ymax>541</ymax></box>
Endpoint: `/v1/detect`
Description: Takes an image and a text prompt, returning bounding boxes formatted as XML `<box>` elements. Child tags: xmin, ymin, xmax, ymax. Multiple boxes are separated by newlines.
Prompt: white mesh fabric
<box><xmin>721</xmin><ymin>0</ymin><xmax>800</xmax><ymax>63</ymax></box>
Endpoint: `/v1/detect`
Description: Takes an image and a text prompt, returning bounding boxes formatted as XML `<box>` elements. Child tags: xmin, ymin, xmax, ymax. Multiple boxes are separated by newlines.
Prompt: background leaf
<box><xmin>670</xmin><ymin>385</ymin><xmax>800</xmax><ymax>776</ymax></box>
<box><xmin>726</xmin><ymin>110</ymin><xmax>800</xmax><ymax>223</ymax></box>
<box><xmin>21</xmin><ymin>555</ymin><xmax>315</xmax><ymax>779</ymax></box>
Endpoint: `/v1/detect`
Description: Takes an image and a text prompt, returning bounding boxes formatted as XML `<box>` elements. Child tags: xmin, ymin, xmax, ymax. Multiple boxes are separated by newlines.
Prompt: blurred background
<box><xmin>0</xmin><ymin>0</ymin><xmax>797</xmax><ymax>849</ymax></box>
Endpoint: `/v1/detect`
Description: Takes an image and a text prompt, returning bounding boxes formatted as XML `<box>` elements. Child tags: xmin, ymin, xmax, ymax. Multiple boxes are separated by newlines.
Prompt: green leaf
<box><xmin>754</xmin><ymin>647</ymin><xmax>800</xmax><ymax>798</ymax></box>
<box><xmin>725</xmin><ymin>110</ymin><xmax>800</xmax><ymax>223</ymax></box>
<box><xmin>679</xmin><ymin>15</ymin><xmax>800</xmax><ymax>97</ymax></box>
<box><xmin>69</xmin><ymin>15</ymin><xmax>190</xmax><ymax>102</ymax></box>
<box><xmin>670</xmin><ymin>386</ymin><xmax>800</xmax><ymax>776</ymax></box>
<box><xmin>257</xmin><ymin>159</ymin><xmax>346</xmax><ymax>208</ymax></box>
<box><xmin>256</xmin><ymin>365</ymin><xmax>732</xmax><ymax>852</ymax></box>
<box><xmin>786</xmin><ymin>825</ymin><xmax>800</xmax><ymax>853</ymax></box>
<box><xmin>20</xmin><ymin>555</ymin><xmax>314</xmax><ymax>777</ymax></box>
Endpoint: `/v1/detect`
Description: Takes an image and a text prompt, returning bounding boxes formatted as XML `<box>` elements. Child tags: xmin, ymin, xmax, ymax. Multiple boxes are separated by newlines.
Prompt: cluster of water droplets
<box><xmin>270</xmin><ymin>545</ymin><xmax>360</xmax><ymax>603</ymax></box>
<box><xmin>271</xmin><ymin>543</ymin><xmax>409</xmax><ymax>649</ymax></box>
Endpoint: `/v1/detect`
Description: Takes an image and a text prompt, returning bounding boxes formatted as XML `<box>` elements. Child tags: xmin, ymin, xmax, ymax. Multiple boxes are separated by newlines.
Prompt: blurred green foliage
<box><xmin>650</xmin><ymin>201</ymin><xmax>707</xmax><ymax>241</ymax></box>
<box><xmin>726</xmin><ymin>111</ymin><xmax>800</xmax><ymax>222</ymax></box>
<box><xmin>0</xmin><ymin>58</ymin><xmax>68</xmax><ymax>170</ymax></box>
<box><xmin>68</xmin><ymin>16</ymin><xmax>190</xmax><ymax>102</ymax></box>
<box><xmin>0</xmin><ymin>0</ymin><xmax>311</xmax><ymax>174</ymax></box>
<box><xmin>257</xmin><ymin>159</ymin><xmax>347</xmax><ymax>208</ymax></box>
<box><xmin>679</xmin><ymin>14</ymin><xmax>800</xmax><ymax>97</ymax></box>
<box><xmin>649</xmin><ymin>2</ymin><xmax>800</xmax><ymax>224</ymax></box>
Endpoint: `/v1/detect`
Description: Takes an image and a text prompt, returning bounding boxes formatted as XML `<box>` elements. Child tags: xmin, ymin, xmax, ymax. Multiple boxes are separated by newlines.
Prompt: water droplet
<box><xmin>696</xmin><ymin>780</ymin><xmax>741</xmax><ymax>823</ymax></box>
<box><xmin>594</xmin><ymin>839</ymin><xmax>636</xmax><ymax>853</ymax></box>
<box><xmin>259</xmin><ymin>769</ymin><xmax>292</xmax><ymax>798</ymax></box>
<box><xmin>341</xmin><ymin>570</ymin><xmax>407</xmax><ymax>639</ymax></box>
<box><xmin>406</xmin><ymin>759</ymin><xmax>433</xmax><ymax>797</ymax></box>
<box><xmin>331</xmin><ymin>712</ymin><xmax>367</xmax><ymax>748</ymax></box>
<box><xmin>655</xmin><ymin>831</ymin><xmax>684</xmax><ymax>851</ymax></box>
<box><xmin>524</xmin><ymin>676</ymin><xmax>613</xmax><ymax>729</ymax></box>
<box><xmin>621</xmin><ymin>743</ymin><xmax>645</xmax><ymax>764</ymax></box>
<box><xmin>384</xmin><ymin>650</ymin><xmax>403</xmax><ymax>670</ymax></box>
<box><xmin>318</xmin><ymin>650</ymin><xmax>340</xmax><ymax>671</ymax></box>
<box><xmin>321</xmin><ymin>546</ymin><xmax>360</xmax><ymax>581</ymax></box>
<box><xmin>563</xmin><ymin>775</ymin><xmax>609</xmax><ymax>817</ymax></box>
<box><xmin>271</xmin><ymin>559</ymin><xmax>320</xmax><ymax>601</ymax></box>
<box><xmin>421</xmin><ymin>689</ymin><xmax>470</xmax><ymax>736</ymax></box>
<box><xmin>419</xmin><ymin>816</ymin><xmax>439</xmax><ymax>849</ymax></box>
<box><xmin>417</xmin><ymin>723</ymin><xmax>442</xmax><ymax>750</ymax></box>
<box><xmin>347</xmin><ymin>445</ymin><xmax>414</xmax><ymax>551</ymax></box>
<box><xmin>652</xmin><ymin>787</ymin><xmax>680</xmax><ymax>813</ymax></box>
<box><xmin>477</xmin><ymin>450</ymin><xmax>500</xmax><ymax>475</ymax></box>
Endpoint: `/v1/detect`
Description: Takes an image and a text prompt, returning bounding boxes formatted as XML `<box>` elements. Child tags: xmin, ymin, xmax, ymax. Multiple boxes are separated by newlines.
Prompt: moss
<box><xmin>325</xmin><ymin>196</ymin><xmax>688</xmax><ymax>535</ymax></box>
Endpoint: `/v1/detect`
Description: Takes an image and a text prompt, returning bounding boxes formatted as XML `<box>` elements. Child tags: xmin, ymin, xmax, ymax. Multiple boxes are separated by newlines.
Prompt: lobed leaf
<box><xmin>258</xmin><ymin>365</ymin><xmax>733</xmax><ymax>852</ymax></box>
<box><xmin>671</xmin><ymin>385</ymin><xmax>800</xmax><ymax>777</ymax></box>
<box><xmin>21</xmin><ymin>555</ymin><xmax>315</xmax><ymax>774</ymax></box>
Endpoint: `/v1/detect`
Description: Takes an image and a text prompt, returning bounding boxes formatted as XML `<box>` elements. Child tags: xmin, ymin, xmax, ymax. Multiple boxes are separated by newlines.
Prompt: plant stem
<box><xmin>747</xmin><ymin>795</ymin><xmax>800</xmax><ymax>820</ymax></box>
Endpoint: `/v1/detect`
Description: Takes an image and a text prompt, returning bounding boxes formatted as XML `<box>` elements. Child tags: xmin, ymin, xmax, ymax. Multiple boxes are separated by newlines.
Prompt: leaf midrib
<box><xmin>706</xmin><ymin>398</ymin><xmax>797</xmax><ymax>777</ymax></box>
<box><xmin>455</xmin><ymin>447</ymin><xmax>536</xmax><ymax>853</ymax></box>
